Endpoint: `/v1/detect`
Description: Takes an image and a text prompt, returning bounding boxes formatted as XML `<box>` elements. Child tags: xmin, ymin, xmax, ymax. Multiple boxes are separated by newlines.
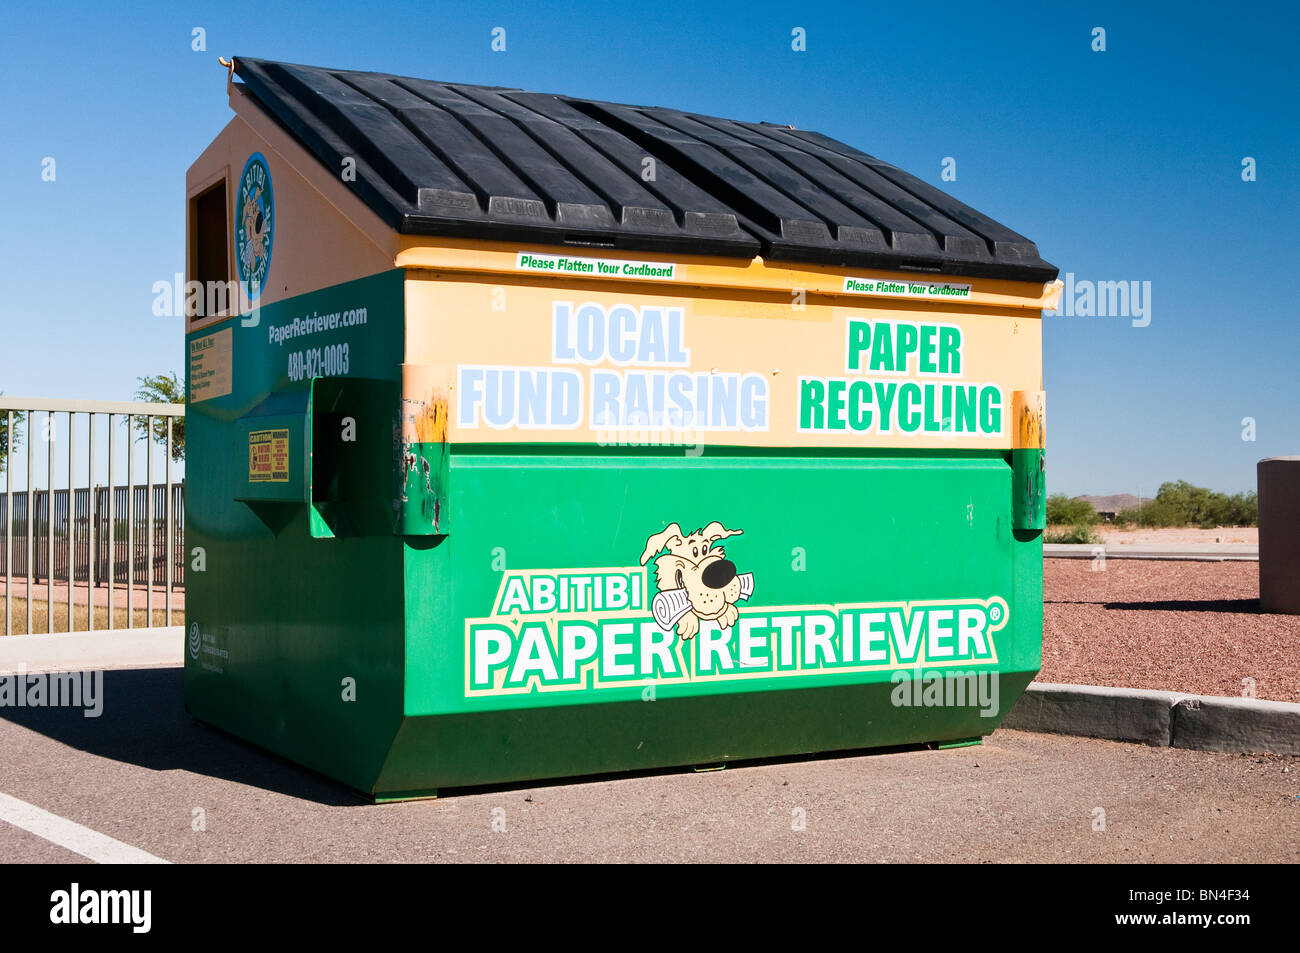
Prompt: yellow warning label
<box><xmin>248</xmin><ymin>429</ymin><xmax>290</xmax><ymax>483</ymax></box>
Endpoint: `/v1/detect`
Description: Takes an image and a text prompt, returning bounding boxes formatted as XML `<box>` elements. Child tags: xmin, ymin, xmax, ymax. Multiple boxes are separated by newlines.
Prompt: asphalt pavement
<box><xmin>0</xmin><ymin>667</ymin><xmax>1297</xmax><ymax>863</ymax></box>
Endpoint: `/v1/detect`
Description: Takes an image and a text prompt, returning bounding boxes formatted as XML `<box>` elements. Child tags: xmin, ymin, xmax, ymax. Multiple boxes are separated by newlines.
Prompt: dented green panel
<box><xmin>1012</xmin><ymin>447</ymin><xmax>1047</xmax><ymax>530</ymax></box>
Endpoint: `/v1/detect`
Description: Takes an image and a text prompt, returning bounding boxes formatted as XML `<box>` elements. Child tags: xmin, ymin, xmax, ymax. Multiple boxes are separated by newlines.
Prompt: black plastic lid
<box><xmin>232</xmin><ymin>58</ymin><xmax>1057</xmax><ymax>282</ymax></box>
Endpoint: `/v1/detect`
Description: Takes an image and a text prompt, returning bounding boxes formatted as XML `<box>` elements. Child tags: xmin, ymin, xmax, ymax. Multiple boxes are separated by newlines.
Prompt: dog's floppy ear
<box><xmin>652</xmin><ymin>553</ymin><xmax>682</xmax><ymax>592</ymax></box>
<box><xmin>640</xmin><ymin>523</ymin><xmax>684</xmax><ymax>565</ymax></box>
<box><xmin>700</xmin><ymin>521</ymin><xmax>743</xmax><ymax>544</ymax></box>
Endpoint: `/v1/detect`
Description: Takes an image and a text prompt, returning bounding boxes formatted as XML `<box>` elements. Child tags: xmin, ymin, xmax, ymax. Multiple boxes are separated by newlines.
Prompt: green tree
<box><xmin>1046</xmin><ymin>494</ymin><xmax>1099</xmax><ymax>526</ymax></box>
<box><xmin>1118</xmin><ymin>499</ymin><xmax>1183</xmax><ymax>527</ymax></box>
<box><xmin>0</xmin><ymin>395</ymin><xmax>22</xmax><ymax>477</ymax></box>
<box><xmin>1154</xmin><ymin>480</ymin><xmax>1212</xmax><ymax>525</ymax></box>
<box><xmin>133</xmin><ymin>373</ymin><xmax>186</xmax><ymax>462</ymax></box>
<box><xmin>1227</xmin><ymin>491</ymin><xmax>1258</xmax><ymax>526</ymax></box>
<box><xmin>1147</xmin><ymin>480</ymin><xmax>1258</xmax><ymax>527</ymax></box>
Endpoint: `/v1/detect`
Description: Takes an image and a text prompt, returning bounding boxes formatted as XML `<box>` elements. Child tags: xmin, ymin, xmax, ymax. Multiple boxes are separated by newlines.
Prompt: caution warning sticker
<box><xmin>248</xmin><ymin>429</ymin><xmax>290</xmax><ymax>483</ymax></box>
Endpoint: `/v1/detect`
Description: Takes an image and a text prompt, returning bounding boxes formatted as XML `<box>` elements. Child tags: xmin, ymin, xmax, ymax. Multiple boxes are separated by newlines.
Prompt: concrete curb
<box><xmin>1004</xmin><ymin>682</ymin><xmax>1300</xmax><ymax>756</ymax></box>
<box><xmin>0</xmin><ymin>628</ymin><xmax>183</xmax><ymax>675</ymax></box>
<box><xmin>1002</xmin><ymin>682</ymin><xmax>1187</xmax><ymax>745</ymax></box>
<box><xmin>1044</xmin><ymin>543</ymin><xmax>1258</xmax><ymax>561</ymax></box>
<box><xmin>1173</xmin><ymin>695</ymin><xmax>1300</xmax><ymax>755</ymax></box>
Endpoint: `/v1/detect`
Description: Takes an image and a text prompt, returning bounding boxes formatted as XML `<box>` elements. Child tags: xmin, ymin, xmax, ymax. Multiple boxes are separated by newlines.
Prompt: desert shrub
<box><xmin>1044</xmin><ymin>524</ymin><xmax>1101</xmax><ymax>544</ymax></box>
<box><xmin>1045</xmin><ymin>495</ymin><xmax>1099</xmax><ymax>526</ymax></box>
<box><xmin>1119</xmin><ymin>482</ymin><xmax>1259</xmax><ymax>528</ymax></box>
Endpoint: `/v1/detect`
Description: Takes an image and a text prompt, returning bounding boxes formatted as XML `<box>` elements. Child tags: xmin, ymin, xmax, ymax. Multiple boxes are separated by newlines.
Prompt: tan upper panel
<box><xmin>404</xmin><ymin>272</ymin><xmax>1043</xmax><ymax>450</ymax></box>
<box><xmin>396</xmin><ymin>238</ymin><xmax>1063</xmax><ymax>313</ymax></box>
<box><xmin>184</xmin><ymin>83</ymin><xmax>398</xmax><ymax>333</ymax></box>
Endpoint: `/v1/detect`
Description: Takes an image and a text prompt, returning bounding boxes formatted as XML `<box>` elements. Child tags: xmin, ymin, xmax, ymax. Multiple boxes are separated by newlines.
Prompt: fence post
<box><xmin>46</xmin><ymin>411</ymin><xmax>53</xmax><ymax>634</ymax></box>
<box><xmin>166</xmin><ymin>418</ymin><xmax>174</xmax><ymax>626</ymax></box>
<box><xmin>88</xmin><ymin>413</ymin><xmax>95</xmax><ymax>631</ymax></box>
<box><xmin>107</xmin><ymin>413</ymin><xmax>115</xmax><ymax>630</ymax></box>
<box><xmin>4</xmin><ymin>410</ymin><xmax>11</xmax><ymax>636</ymax></box>
<box><xmin>126</xmin><ymin>414</ymin><xmax>134</xmax><ymax>629</ymax></box>
<box><xmin>26</xmin><ymin>412</ymin><xmax>33</xmax><ymax>635</ymax></box>
<box><xmin>67</xmin><ymin>412</ymin><xmax>74</xmax><ymax>631</ymax></box>
<box><xmin>146</xmin><ymin>414</ymin><xmax>154</xmax><ymax>628</ymax></box>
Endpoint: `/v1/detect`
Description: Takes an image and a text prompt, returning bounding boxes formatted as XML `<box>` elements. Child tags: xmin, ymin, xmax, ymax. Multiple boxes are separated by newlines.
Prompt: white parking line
<box><xmin>0</xmin><ymin>792</ymin><xmax>169</xmax><ymax>864</ymax></box>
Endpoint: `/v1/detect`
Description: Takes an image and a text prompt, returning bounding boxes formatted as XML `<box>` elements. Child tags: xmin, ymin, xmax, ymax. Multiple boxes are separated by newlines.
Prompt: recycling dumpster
<box><xmin>183</xmin><ymin>57</ymin><xmax>1061</xmax><ymax>799</ymax></box>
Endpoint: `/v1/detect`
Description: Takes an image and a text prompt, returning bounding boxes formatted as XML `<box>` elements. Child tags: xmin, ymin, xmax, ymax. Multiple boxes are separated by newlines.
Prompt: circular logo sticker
<box><xmin>235</xmin><ymin>152</ymin><xmax>274</xmax><ymax>300</ymax></box>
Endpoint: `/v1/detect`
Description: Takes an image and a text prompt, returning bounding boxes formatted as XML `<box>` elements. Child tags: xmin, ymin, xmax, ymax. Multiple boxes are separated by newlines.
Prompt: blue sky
<box><xmin>0</xmin><ymin>0</ymin><xmax>1295</xmax><ymax>495</ymax></box>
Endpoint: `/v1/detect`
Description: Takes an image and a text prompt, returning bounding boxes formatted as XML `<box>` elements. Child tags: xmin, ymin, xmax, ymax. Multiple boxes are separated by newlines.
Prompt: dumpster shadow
<box><xmin>0</xmin><ymin>667</ymin><xmax>952</xmax><ymax>804</ymax></box>
<box><xmin>1048</xmin><ymin>598</ymin><xmax>1264</xmax><ymax>614</ymax></box>
<box><xmin>1104</xmin><ymin>598</ymin><xmax>1264</xmax><ymax>613</ymax></box>
<box><xmin>432</xmin><ymin>742</ymin><xmax>934</xmax><ymax>801</ymax></box>
<box><xmin>0</xmin><ymin>667</ymin><xmax>363</xmax><ymax>806</ymax></box>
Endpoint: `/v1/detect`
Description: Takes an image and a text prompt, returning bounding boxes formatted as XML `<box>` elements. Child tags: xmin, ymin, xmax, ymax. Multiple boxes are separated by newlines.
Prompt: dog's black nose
<box><xmin>702</xmin><ymin>559</ymin><xmax>737</xmax><ymax>589</ymax></box>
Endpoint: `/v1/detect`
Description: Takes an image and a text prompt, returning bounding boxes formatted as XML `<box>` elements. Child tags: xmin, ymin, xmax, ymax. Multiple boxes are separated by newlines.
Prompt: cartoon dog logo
<box><xmin>240</xmin><ymin>185</ymin><xmax>268</xmax><ymax>274</ymax></box>
<box><xmin>640</xmin><ymin>522</ymin><xmax>755</xmax><ymax>640</ymax></box>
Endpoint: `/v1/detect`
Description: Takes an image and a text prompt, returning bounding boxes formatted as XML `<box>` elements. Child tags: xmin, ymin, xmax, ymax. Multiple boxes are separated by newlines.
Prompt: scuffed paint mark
<box><xmin>395</xmin><ymin>389</ymin><xmax>448</xmax><ymax>533</ymax></box>
<box><xmin>1015</xmin><ymin>392</ymin><xmax>1045</xmax><ymax>450</ymax></box>
<box><xmin>412</xmin><ymin>390</ymin><xmax>448</xmax><ymax>445</ymax></box>
<box><xmin>392</xmin><ymin>411</ymin><xmax>407</xmax><ymax>513</ymax></box>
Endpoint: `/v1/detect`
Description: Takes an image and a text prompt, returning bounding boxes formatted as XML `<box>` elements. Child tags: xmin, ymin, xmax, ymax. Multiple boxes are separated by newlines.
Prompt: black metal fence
<box><xmin>0</xmin><ymin>484</ymin><xmax>185</xmax><ymax>588</ymax></box>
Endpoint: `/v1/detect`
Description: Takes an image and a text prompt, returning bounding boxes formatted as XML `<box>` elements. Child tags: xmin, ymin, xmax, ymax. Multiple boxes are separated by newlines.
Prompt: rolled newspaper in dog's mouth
<box><xmin>652</xmin><ymin>588</ymin><xmax>693</xmax><ymax>630</ymax></box>
<box><xmin>651</xmin><ymin>573</ymin><xmax>755</xmax><ymax>631</ymax></box>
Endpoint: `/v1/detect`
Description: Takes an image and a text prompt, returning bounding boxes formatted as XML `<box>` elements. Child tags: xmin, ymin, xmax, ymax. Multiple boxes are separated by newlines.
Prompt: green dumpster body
<box><xmin>183</xmin><ymin>59</ymin><xmax>1057</xmax><ymax>799</ymax></box>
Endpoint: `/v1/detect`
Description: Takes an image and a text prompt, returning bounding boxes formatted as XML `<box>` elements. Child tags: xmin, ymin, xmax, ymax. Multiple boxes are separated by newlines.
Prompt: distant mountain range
<box><xmin>1076</xmin><ymin>494</ymin><xmax>1144</xmax><ymax>513</ymax></box>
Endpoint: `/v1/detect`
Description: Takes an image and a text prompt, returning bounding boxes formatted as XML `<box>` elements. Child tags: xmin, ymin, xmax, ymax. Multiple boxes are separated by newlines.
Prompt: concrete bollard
<box><xmin>1258</xmin><ymin>456</ymin><xmax>1300</xmax><ymax>614</ymax></box>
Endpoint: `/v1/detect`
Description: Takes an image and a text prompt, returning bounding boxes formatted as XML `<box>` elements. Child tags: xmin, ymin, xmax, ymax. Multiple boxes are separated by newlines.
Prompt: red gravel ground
<box><xmin>1042</xmin><ymin>558</ymin><xmax>1300</xmax><ymax>702</ymax></box>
